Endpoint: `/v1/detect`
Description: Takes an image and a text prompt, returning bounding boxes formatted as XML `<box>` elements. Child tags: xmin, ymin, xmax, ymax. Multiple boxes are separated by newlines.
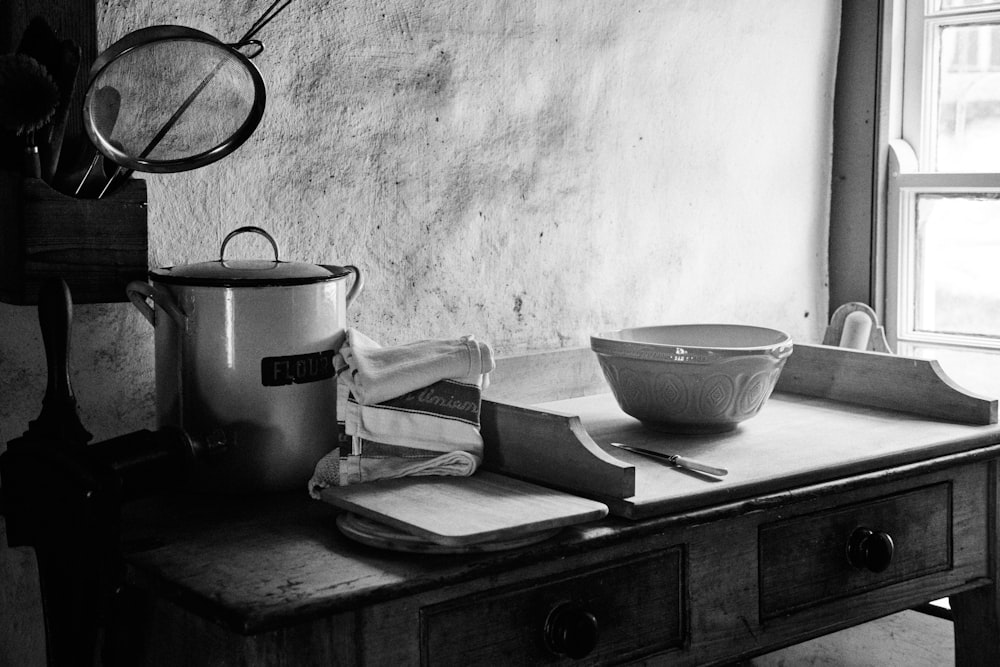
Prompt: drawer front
<box><xmin>420</xmin><ymin>547</ymin><xmax>684</xmax><ymax>665</ymax></box>
<box><xmin>759</xmin><ymin>482</ymin><xmax>952</xmax><ymax>619</ymax></box>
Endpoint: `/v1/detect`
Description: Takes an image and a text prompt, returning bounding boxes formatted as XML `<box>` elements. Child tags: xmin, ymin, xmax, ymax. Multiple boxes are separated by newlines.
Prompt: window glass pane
<box><xmin>914</xmin><ymin>194</ymin><xmax>1000</xmax><ymax>337</ymax></box>
<box><xmin>936</xmin><ymin>23</ymin><xmax>1000</xmax><ymax>170</ymax></box>
<box><xmin>936</xmin><ymin>0</ymin><xmax>1000</xmax><ymax>11</ymax></box>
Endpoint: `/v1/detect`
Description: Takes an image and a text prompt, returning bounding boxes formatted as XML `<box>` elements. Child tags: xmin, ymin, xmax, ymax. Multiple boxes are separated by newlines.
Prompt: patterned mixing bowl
<box><xmin>591</xmin><ymin>324</ymin><xmax>793</xmax><ymax>433</ymax></box>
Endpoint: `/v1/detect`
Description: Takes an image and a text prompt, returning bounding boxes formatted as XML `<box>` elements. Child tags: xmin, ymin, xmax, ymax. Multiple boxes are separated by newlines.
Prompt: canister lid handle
<box><xmin>220</xmin><ymin>226</ymin><xmax>280</xmax><ymax>262</ymax></box>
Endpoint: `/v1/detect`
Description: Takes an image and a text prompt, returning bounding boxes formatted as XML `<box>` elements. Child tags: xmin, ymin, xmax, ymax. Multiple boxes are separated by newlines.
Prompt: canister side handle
<box><xmin>126</xmin><ymin>281</ymin><xmax>186</xmax><ymax>326</ymax></box>
<box><xmin>126</xmin><ymin>281</ymin><xmax>156</xmax><ymax>325</ymax></box>
<box><xmin>344</xmin><ymin>265</ymin><xmax>363</xmax><ymax>306</ymax></box>
<box><xmin>319</xmin><ymin>264</ymin><xmax>363</xmax><ymax>306</ymax></box>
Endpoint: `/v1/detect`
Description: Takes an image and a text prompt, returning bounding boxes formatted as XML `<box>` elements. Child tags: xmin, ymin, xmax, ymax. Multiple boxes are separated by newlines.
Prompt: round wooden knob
<box><xmin>846</xmin><ymin>527</ymin><xmax>894</xmax><ymax>573</ymax></box>
<box><xmin>542</xmin><ymin>602</ymin><xmax>599</xmax><ymax>659</ymax></box>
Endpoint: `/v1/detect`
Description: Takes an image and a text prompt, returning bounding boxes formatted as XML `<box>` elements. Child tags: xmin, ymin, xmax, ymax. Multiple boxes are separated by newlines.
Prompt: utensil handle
<box><xmin>672</xmin><ymin>455</ymin><xmax>728</xmax><ymax>477</ymax></box>
<box><xmin>23</xmin><ymin>145</ymin><xmax>41</xmax><ymax>179</ymax></box>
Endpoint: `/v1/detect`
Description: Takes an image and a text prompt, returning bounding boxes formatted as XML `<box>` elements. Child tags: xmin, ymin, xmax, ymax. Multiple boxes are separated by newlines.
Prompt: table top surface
<box><xmin>121</xmin><ymin>390</ymin><xmax>1000</xmax><ymax>635</ymax></box>
<box><xmin>537</xmin><ymin>391</ymin><xmax>1000</xmax><ymax>517</ymax></box>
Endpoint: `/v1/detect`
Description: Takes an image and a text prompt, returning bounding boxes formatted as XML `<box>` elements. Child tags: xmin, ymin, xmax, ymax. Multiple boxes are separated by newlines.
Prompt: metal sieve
<box><xmin>81</xmin><ymin>0</ymin><xmax>293</xmax><ymax>196</ymax></box>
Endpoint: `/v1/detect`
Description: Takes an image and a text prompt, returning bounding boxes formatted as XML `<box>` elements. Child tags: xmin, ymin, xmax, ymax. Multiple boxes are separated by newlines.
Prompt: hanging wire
<box><xmin>238</xmin><ymin>0</ymin><xmax>297</xmax><ymax>45</ymax></box>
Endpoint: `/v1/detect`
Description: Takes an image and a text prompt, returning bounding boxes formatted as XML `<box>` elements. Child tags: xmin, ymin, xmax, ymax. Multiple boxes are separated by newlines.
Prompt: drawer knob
<box><xmin>542</xmin><ymin>602</ymin><xmax>599</xmax><ymax>659</ymax></box>
<box><xmin>846</xmin><ymin>527</ymin><xmax>894</xmax><ymax>573</ymax></box>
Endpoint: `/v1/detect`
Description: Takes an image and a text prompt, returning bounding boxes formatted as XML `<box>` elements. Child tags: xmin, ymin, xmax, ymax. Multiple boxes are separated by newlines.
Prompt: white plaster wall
<box><xmin>1</xmin><ymin>2</ymin><xmax>838</xmax><ymax>662</ymax></box>
<box><xmin>2</xmin><ymin>0</ymin><xmax>838</xmax><ymax>444</ymax></box>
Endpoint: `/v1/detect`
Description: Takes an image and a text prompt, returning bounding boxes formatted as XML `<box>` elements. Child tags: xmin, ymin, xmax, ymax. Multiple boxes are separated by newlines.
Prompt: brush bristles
<box><xmin>0</xmin><ymin>53</ymin><xmax>60</xmax><ymax>136</ymax></box>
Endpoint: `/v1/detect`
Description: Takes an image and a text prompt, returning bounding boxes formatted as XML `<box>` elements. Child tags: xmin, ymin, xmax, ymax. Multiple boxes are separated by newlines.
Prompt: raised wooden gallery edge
<box><xmin>478</xmin><ymin>343</ymin><xmax>1000</xmax><ymax>518</ymax></box>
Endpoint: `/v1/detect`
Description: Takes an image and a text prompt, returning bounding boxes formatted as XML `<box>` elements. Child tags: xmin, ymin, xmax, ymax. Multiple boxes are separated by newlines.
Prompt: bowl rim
<box><xmin>590</xmin><ymin>323</ymin><xmax>793</xmax><ymax>361</ymax></box>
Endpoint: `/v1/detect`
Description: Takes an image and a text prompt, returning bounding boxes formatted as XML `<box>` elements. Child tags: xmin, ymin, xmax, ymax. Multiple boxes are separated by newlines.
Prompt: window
<box><xmin>885</xmin><ymin>0</ymin><xmax>1000</xmax><ymax>379</ymax></box>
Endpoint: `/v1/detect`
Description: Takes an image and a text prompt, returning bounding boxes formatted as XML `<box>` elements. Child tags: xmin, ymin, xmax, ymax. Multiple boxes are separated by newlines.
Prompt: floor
<box><xmin>748</xmin><ymin>609</ymin><xmax>954</xmax><ymax>666</ymax></box>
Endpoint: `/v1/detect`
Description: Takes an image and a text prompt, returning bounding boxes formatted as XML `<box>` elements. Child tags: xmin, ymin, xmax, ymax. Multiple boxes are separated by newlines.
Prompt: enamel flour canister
<box><xmin>127</xmin><ymin>226</ymin><xmax>363</xmax><ymax>491</ymax></box>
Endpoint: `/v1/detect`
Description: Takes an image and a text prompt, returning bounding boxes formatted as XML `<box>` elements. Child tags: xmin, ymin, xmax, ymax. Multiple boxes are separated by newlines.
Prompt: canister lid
<box><xmin>148</xmin><ymin>226</ymin><xmax>354</xmax><ymax>287</ymax></box>
<box><xmin>149</xmin><ymin>259</ymin><xmax>352</xmax><ymax>287</ymax></box>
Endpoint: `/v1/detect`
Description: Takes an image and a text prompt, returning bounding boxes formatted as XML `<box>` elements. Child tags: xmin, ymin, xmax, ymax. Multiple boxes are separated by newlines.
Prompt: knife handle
<box><xmin>671</xmin><ymin>455</ymin><xmax>728</xmax><ymax>477</ymax></box>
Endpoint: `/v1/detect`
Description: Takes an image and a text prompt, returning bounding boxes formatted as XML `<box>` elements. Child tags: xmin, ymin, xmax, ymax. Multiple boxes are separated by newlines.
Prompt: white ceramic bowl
<box><xmin>591</xmin><ymin>324</ymin><xmax>793</xmax><ymax>433</ymax></box>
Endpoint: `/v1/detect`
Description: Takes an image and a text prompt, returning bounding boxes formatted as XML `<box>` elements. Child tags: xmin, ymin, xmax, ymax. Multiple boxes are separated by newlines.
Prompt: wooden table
<box><xmin>113</xmin><ymin>347</ymin><xmax>1000</xmax><ymax>666</ymax></box>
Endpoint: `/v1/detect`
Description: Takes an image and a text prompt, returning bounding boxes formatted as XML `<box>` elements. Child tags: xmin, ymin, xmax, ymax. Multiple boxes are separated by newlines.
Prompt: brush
<box><xmin>17</xmin><ymin>17</ymin><xmax>81</xmax><ymax>182</ymax></box>
<box><xmin>0</xmin><ymin>53</ymin><xmax>60</xmax><ymax>178</ymax></box>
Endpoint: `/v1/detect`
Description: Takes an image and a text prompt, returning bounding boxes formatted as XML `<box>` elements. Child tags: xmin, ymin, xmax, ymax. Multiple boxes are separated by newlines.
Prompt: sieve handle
<box><xmin>220</xmin><ymin>226</ymin><xmax>280</xmax><ymax>262</ymax></box>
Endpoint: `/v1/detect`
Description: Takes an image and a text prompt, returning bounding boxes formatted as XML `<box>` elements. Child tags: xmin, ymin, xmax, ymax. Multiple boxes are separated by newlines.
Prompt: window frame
<box><xmin>832</xmin><ymin>0</ymin><xmax>1000</xmax><ymax>353</ymax></box>
<box><xmin>885</xmin><ymin>139</ymin><xmax>1000</xmax><ymax>350</ymax></box>
<box><xmin>828</xmin><ymin>0</ymin><xmax>898</xmax><ymax>320</ymax></box>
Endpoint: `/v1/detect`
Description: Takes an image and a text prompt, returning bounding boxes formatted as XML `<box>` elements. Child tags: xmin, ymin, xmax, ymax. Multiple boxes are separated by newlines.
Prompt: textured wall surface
<box><xmin>1</xmin><ymin>1</ymin><xmax>839</xmax><ymax>663</ymax></box>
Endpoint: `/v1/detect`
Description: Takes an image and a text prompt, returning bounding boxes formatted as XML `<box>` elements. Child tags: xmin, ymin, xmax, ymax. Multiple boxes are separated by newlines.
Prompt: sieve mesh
<box><xmin>84</xmin><ymin>33</ymin><xmax>263</xmax><ymax>172</ymax></box>
<box><xmin>91</xmin><ymin>39</ymin><xmax>257</xmax><ymax>164</ymax></box>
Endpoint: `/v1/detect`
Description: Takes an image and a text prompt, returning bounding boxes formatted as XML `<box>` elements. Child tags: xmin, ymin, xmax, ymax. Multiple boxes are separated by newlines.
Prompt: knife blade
<box><xmin>609</xmin><ymin>442</ymin><xmax>728</xmax><ymax>477</ymax></box>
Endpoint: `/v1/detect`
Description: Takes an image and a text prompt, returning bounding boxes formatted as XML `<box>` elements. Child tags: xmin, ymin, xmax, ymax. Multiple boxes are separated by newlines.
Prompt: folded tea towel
<box><xmin>308</xmin><ymin>331</ymin><xmax>495</xmax><ymax>497</ymax></box>
<box><xmin>308</xmin><ymin>443</ymin><xmax>479</xmax><ymax>497</ymax></box>
<box><xmin>340</xmin><ymin>375</ymin><xmax>488</xmax><ymax>455</ymax></box>
<box><xmin>334</xmin><ymin>329</ymin><xmax>494</xmax><ymax>405</ymax></box>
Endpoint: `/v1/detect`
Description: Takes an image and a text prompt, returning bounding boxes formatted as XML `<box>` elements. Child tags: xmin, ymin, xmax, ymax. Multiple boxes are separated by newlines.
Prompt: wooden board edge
<box><xmin>776</xmin><ymin>343</ymin><xmax>998</xmax><ymax>425</ymax></box>
<box><xmin>481</xmin><ymin>398</ymin><xmax>636</xmax><ymax>499</ymax></box>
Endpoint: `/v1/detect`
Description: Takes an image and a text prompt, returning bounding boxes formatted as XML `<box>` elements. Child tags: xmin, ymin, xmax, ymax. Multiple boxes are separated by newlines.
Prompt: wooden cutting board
<box><xmin>319</xmin><ymin>471</ymin><xmax>608</xmax><ymax>546</ymax></box>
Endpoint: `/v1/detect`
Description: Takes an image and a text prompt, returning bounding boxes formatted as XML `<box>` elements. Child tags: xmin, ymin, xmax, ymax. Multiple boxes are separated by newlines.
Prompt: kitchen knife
<box><xmin>609</xmin><ymin>442</ymin><xmax>728</xmax><ymax>477</ymax></box>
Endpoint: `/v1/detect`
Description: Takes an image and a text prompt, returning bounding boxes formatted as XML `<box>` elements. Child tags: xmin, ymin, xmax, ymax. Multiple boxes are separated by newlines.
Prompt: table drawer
<box><xmin>759</xmin><ymin>482</ymin><xmax>951</xmax><ymax>619</ymax></box>
<box><xmin>420</xmin><ymin>547</ymin><xmax>684</xmax><ymax>665</ymax></box>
